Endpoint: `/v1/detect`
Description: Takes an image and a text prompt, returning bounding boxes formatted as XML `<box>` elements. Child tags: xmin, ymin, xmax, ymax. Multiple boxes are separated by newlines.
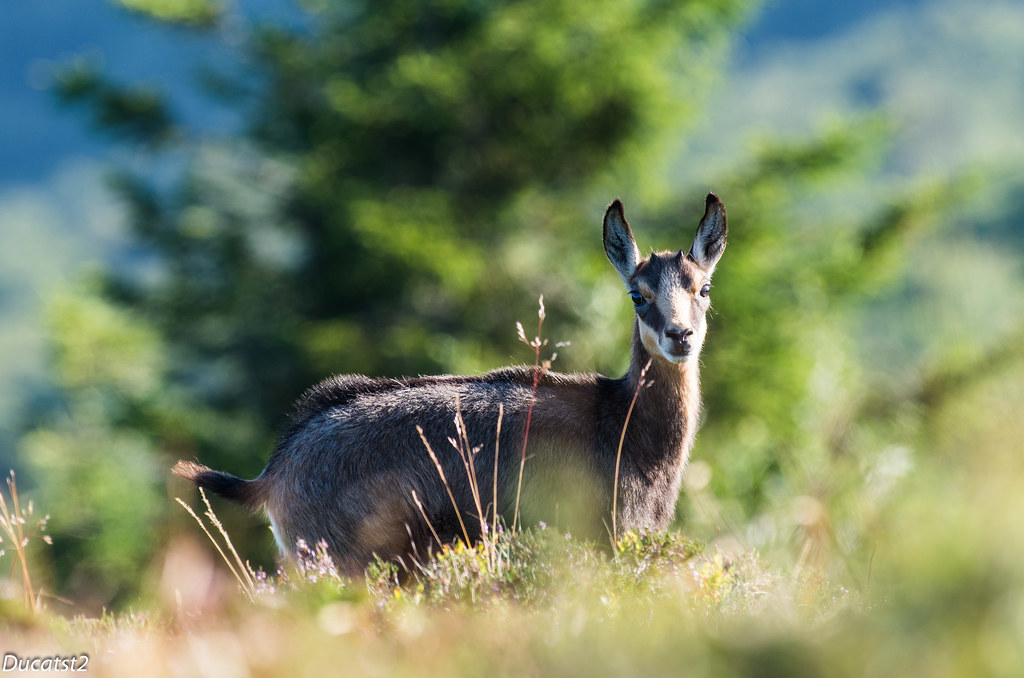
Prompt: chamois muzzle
<box><xmin>663</xmin><ymin>326</ymin><xmax>694</xmax><ymax>360</ymax></box>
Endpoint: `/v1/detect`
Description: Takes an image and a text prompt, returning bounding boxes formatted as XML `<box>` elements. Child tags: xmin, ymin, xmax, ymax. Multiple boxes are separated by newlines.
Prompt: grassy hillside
<box><xmin>4</xmin><ymin>358</ymin><xmax>1024</xmax><ymax>678</ymax></box>
<box><xmin>2</xmin><ymin>517</ymin><xmax>848</xmax><ymax>677</ymax></box>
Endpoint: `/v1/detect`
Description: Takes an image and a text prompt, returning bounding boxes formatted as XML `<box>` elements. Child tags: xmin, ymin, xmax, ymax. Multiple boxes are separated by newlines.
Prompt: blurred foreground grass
<box><xmin>3</xmin><ymin>526</ymin><xmax>842</xmax><ymax>678</ymax></box>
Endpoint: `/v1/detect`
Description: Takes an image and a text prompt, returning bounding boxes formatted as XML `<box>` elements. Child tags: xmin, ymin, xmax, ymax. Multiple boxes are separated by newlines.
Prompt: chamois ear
<box><xmin>688</xmin><ymin>193</ymin><xmax>727</xmax><ymax>274</ymax></box>
<box><xmin>603</xmin><ymin>199</ymin><xmax>642</xmax><ymax>286</ymax></box>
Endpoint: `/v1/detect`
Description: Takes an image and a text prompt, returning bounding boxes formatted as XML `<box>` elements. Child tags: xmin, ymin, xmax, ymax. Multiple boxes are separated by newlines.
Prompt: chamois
<box><xmin>174</xmin><ymin>194</ymin><xmax>727</xmax><ymax>575</ymax></box>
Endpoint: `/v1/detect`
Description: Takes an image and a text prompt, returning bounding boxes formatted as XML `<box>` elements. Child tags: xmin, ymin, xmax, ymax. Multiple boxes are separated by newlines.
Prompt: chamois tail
<box><xmin>172</xmin><ymin>460</ymin><xmax>268</xmax><ymax>512</ymax></box>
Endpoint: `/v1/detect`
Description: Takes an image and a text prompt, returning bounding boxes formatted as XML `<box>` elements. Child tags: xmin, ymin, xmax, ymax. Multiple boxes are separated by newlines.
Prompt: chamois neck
<box><xmin>613</xmin><ymin>321</ymin><xmax>702</xmax><ymax>481</ymax></box>
<box><xmin>625</xmin><ymin>323</ymin><xmax>698</xmax><ymax>402</ymax></box>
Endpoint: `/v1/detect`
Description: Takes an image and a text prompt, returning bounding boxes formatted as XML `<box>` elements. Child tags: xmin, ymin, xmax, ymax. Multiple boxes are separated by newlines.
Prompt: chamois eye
<box><xmin>629</xmin><ymin>291</ymin><xmax>645</xmax><ymax>306</ymax></box>
<box><xmin>699</xmin><ymin>283</ymin><xmax>711</xmax><ymax>298</ymax></box>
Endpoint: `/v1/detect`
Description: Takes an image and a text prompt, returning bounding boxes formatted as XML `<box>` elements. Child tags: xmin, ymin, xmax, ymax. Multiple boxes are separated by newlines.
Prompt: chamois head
<box><xmin>603</xmin><ymin>194</ymin><xmax>727</xmax><ymax>365</ymax></box>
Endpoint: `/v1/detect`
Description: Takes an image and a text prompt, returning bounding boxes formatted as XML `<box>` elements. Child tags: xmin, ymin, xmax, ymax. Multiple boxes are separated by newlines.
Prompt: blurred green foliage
<box><xmin>115</xmin><ymin>0</ymin><xmax>222</xmax><ymax>27</ymax></box>
<box><xmin>19</xmin><ymin>2</ymin><xmax>1024</xmax><ymax>648</ymax></box>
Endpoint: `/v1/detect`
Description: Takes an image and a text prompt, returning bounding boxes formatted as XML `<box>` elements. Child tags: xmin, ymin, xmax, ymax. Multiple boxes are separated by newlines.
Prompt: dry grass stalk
<box><xmin>411</xmin><ymin>490</ymin><xmax>443</xmax><ymax>548</ymax></box>
<box><xmin>417</xmin><ymin>425</ymin><xmax>472</xmax><ymax>547</ymax></box>
<box><xmin>513</xmin><ymin>295</ymin><xmax>548</xmax><ymax>533</ymax></box>
<box><xmin>0</xmin><ymin>471</ymin><xmax>50</xmax><ymax>611</ymax></box>
<box><xmin>175</xmin><ymin>488</ymin><xmax>255</xmax><ymax>600</ymax></box>
<box><xmin>451</xmin><ymin>396</ymin><xmax>487</xmax><ymax>540</ymax></box>
<box><xmin>491</xmin><ymin>403</ymin><xmax>504</xmax><ymax>560</ymax></box>
<box><xmin>612</xmin><ymin>358</ymin><xmax>652</xmax><ymax>543</ymax></box>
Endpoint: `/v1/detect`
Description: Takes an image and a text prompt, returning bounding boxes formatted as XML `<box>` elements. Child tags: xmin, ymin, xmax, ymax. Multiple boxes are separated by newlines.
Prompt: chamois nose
<box><xmin>664</xmin><ymin>327</ymin><xmax>693</xmax><ymax>343</ymax></box>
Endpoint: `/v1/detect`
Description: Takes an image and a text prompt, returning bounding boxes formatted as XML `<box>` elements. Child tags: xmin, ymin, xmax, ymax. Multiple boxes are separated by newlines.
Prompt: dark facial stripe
<box><xmin>635</xmin><ymin>293</ymin><xmax>666</xmax><ymax>333</ymax></box>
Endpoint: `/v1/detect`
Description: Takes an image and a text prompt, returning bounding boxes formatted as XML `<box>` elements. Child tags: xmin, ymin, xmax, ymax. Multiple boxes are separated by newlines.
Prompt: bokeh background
<box><xmin>1</xmin><ymin>1</ymin><xmax>1023</xmax><ymax>651</ymax></box>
